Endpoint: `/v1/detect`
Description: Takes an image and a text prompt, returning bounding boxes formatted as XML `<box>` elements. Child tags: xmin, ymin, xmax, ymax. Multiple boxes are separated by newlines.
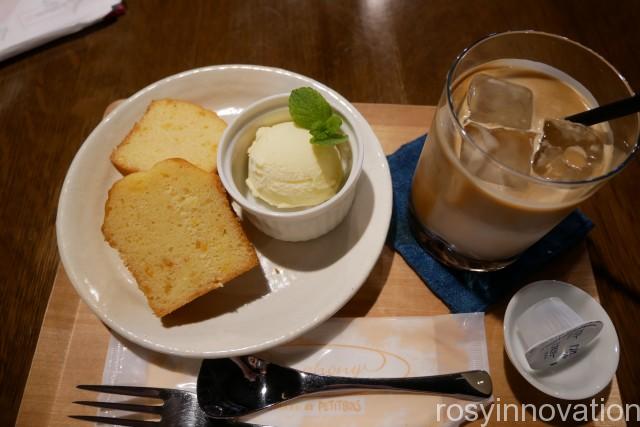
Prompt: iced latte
<box><xmin>411</xmin><ymin>32</ymin><xmax>639</xmax><ymax>271</ymax></box>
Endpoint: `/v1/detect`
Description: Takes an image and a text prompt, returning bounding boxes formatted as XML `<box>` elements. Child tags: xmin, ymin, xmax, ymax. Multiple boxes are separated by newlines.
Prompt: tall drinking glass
<box><xmin>411</xmin><ymin>31</ymin><xmax>639</xmax><ymax>271</ymax></box>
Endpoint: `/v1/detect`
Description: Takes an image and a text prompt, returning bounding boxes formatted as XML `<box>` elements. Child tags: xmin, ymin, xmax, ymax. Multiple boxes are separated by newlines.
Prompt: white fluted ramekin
<box><xmin>217</xmin><ymin>92</ymin><xmax>364</xmax><ymax>242</ymax></box>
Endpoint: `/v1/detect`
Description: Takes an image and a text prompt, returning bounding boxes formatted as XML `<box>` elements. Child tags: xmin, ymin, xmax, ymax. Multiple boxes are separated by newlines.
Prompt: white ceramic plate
<box><xmin>504</xmin><ymin>280</ymin><xmax>619</xmax><ymax>400</ymax></box>
<box><xmin>56</xmin><ymin>65</ymin><xmax>392</xmax><ymax>358</ymax></box>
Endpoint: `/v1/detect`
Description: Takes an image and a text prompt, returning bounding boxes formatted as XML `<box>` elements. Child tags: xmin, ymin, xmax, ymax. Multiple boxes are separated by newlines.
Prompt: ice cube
<box><xmin>467</xmin><ymin>74</ymin><xmax>533</xmax><ymax>130</ymax></box>
<box><xmin>461</xmin><ymin>122</ymin><xmax>536</xmax><ymax>186</ymax></box>
<box><xmin>532</xmin><ymin>119</ymin><xmax>606</xmax><ymax>180</ymax></box>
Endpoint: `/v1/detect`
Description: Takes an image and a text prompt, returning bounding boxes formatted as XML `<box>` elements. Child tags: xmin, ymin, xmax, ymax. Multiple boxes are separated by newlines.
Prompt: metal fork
<box><xmin>71</xmin><ymin>385</ymin><xmax>271</xmax><ymax>427</ymax></box>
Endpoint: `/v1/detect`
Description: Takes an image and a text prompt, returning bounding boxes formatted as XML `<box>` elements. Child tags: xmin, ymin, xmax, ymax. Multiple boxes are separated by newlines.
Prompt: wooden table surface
<box><xmin>16</xmin><ymin>104</ymin><xmax>622</xmax><ymax>426</ymax></box>
<box><xmin>2</xmin><ymin>1</ymin><xmax>640</xmax><ymax>426</ymax></box>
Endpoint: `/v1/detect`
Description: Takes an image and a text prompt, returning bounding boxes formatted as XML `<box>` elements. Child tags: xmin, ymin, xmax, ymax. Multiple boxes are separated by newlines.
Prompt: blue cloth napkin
<box><xmin>386</xmin><ymin>135</ymin><xmax>594</xmax><ymax>313</ymax></box>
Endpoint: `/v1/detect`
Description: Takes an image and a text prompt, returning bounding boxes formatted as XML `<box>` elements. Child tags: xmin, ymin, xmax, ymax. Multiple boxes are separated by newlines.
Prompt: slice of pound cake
<box><xmin>111</xmin><ymin>99</ymin><xmax>226</xmax><ymax>174</ymax></box>
<box><xmin>102</xmin><ymin>158</ymin><xmax>258</xmax><ymax>317</ymax></box>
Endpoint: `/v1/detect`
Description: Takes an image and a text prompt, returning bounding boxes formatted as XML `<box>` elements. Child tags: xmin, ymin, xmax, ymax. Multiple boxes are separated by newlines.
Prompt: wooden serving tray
<box><xmin>16</xmin><ymin>104</ymin><xmax>623</xmax><ymax>426</ymax></box>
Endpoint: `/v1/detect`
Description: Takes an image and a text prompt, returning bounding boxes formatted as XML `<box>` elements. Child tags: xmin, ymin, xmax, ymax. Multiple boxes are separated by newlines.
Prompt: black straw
<box><xmin>565</xmin><ymin>93</ymin><xmax>640</xmax><ymax>126</ymax></box>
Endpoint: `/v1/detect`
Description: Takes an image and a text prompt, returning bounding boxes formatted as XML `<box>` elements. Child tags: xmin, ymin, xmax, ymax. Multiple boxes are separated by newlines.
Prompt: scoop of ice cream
<box><xmin>246</xmin><ymin>121</ymin><xmax>344</xmax><ymax>208</ymax></box>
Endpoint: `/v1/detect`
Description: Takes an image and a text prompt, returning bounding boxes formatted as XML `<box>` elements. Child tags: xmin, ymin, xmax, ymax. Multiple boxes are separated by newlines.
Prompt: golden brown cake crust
<box><xmin>102</xmin><ymin>158</ymin><xmax>258</xmax><ymax>317</ymax></box>
<box><xmin>110</xmin><ymin>99</ymin><xmax>226</xmax><ymax>175</ymax></box>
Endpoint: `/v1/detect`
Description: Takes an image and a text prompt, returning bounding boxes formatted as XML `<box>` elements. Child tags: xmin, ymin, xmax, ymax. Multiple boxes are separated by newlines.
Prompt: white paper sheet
<box><xmin>0</xmin><ymin>0</ymin><xmax>122</xmax><ymax>62</ymax></box>
<box><xmin>102</xmin><ymin>314</ymin><xmax>491</xmax><ymax>427</ymax></box>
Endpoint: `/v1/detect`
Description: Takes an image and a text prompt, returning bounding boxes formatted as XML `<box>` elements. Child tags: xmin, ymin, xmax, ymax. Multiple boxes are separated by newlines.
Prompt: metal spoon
<box><xmin>197</xmin><ymin>356</ymin><xmax>492</xmax><ymax>419</ymax></box>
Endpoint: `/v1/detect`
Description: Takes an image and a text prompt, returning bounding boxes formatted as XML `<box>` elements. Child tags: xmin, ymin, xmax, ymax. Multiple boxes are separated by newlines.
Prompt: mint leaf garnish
<box><xmin>289</xmin><ymin>87</ymin><xmax>332</xmax><ymax>128</ymax></box>
<box><xmin>289</xmin><ymin>87</ymin><xmax>348</xmax><ymax>146</ymax></box>
<box><xmin>325</xmin><ymin>114</ymin><xmax>342</xmax><ymax>132</ymax></box>
<box><xmin>312</xmin><ymin>134</ymin><xmax>348</xmax><ymax>146</ymax></box>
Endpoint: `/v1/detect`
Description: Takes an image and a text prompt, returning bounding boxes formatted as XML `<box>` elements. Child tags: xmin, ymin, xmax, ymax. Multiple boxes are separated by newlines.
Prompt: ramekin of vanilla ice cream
<box><xmin>217</xmin><ymin>92</ymin><xmax>364</xmax><ymax>242</ymax></box>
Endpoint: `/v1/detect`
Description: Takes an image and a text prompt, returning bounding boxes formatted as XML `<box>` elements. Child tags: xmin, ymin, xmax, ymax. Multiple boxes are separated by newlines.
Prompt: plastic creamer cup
<box><xmin>516</xmin><ymin>296</ymin><xmax>603</xmax><ymax>370</ymax></box>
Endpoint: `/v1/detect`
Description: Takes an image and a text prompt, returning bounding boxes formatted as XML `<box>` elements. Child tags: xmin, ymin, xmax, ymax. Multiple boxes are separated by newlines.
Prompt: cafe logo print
<box><xmin>275</xmin><ymin>344</ymin><xmax>411</xmax><ymax>416</ymax></box>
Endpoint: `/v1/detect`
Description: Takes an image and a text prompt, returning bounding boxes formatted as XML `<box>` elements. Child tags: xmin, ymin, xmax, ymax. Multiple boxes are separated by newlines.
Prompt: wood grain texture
<box><xmin>2</xmin><ymin>1</ymin><xmax>640</xmax><ymax>425</ymax></box>
<box><xmin>16</xmin><ymin>104</ymin><xmax>622</xmax><ymax>427</ymax></box>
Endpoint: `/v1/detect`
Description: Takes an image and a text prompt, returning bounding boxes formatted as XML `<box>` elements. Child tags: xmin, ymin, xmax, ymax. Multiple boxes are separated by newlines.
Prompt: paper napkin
<box><xmin>0</xmin><ymin>0</ymin><xmax>124</xmax><ymax>62</ymax></box>
<box><xmin>102</xmin><ymin>314</ymin><xmax>490</xmax><ymax>427</ymax></box>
